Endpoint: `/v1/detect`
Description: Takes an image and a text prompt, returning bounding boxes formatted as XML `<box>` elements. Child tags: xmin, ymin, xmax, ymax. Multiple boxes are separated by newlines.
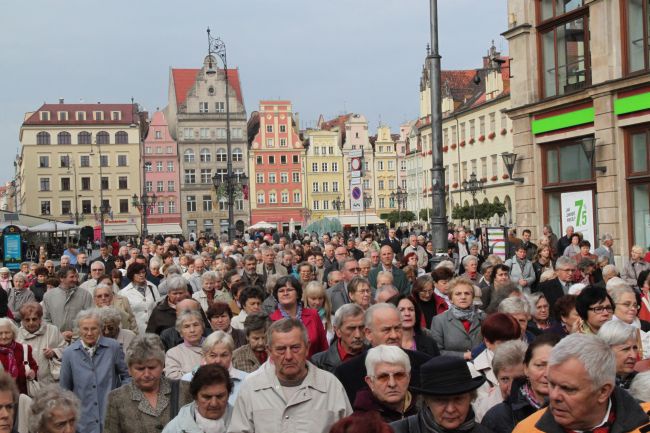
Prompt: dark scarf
<box><xmin>420</xmin><ymin>406</ymin><xmax>477</xmax><ymax>432</ymax></box>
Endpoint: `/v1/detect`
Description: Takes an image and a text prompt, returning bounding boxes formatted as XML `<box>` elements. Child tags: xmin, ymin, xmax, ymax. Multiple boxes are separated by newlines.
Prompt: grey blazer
<box><xmin>430</xmin><ymin>309</ymin><xmax>484</xmax><ymax>358</ymax></box>
<box><xmin>327</xmin><ymin>282</ymin><xmax>350</xmax><ymax>312</ymax></box>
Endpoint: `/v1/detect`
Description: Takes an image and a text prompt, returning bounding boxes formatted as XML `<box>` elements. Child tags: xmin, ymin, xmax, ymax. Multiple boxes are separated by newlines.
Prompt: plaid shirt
<box><xmin>231</xmin><ymin>344</ymin><xmax>261</xmax><ymax>373</ymax></box>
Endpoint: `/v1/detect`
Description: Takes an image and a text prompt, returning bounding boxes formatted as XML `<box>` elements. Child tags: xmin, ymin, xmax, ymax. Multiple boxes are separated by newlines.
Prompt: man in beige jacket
<box><xmin>228</xmin><ymin>318</ymin><xmax>352</xmax><ymax>433</ymax></box>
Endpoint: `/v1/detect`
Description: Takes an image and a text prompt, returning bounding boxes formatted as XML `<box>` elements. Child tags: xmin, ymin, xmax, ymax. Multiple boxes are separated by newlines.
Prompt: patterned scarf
<box><xmin>434</xmin><ymin>288</ymin><xmax>451</xmax><ymax>308</ymax></box>
<box><xmin>279</xmin><ymin>302</ymin><xmax>303</xmax><ymax>320</ymax></box>
<box><xmin>520</xmin><ymin>382</ymin><xmax>545</xmax><ymax>410</ymax></box>
<box><xmin>0</xmin><ymin>341</ymin><xmax>18</xmax><ymax>378</ymax></box>
<box><xmin>449</xmin><ymin>303</ymin><xmax>477</xmax><ymax>322</ymax></box>
<box><xmin>317</xmin><ymin>307</ymin><xmax>326</xmax><ymax>321</ymax></box>
<box><xmin>420</xmin><ymin>405</ymin><xmax>476</xmax><ymax>432</ymax></box>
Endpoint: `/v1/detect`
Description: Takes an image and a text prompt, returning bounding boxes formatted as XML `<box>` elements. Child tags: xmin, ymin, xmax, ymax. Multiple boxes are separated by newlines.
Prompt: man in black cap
<box><xmin>390</xmin><ymin>356</ymin><xmax>491</xmax><ymax>433</ymax></box>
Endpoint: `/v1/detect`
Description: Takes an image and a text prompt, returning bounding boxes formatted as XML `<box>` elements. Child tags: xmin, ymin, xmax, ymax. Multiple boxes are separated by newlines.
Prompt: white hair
<box><xmin>549</xmin><ymin>333</ymin><xmax>616</xmax><ymax>390</ymax></box>
<box><xmin>364</xmin><ymin>303</ymin><xmax>399</xmax><ymax>329</ymax></box>
<box><xmin>492</xmin><ymin>339</ymin><xmax>528</xmax><ymax>377</ymax></box>
<box><xmin>597</xmin><ymin>320</ymin><xmax>637</xmax><ymax>347</ymax></box>
<box><xmin>365</xmin><ymin>344</ymin><xmax>411</xmax><ymax>377</ymax></box>
<box><xmin>202</xmin><ymin>330</ymin><xmax>234</xmax><ymax>354</ymax></box>
<box><xmin>333</xmin><ymin>303</ymin><xmax>364</xmax><ymax>329</ymax></box>
<box><xmin>498</xmin><ymin>296</ymin><xmax>531</xmax><ymax>316</ymax></box>
<box><xmin>462</xmin><ymin>255</ymin><xmax>478</xmax><ymax>267</ymax></box>
<box><xmin>374</xmin><ymin>285</ymin><xmax>398</xmax><ymax>302</ymax></box>
<box><xmin>629</xmin><ymin>371</ymin><xmax>650</xmax><ymax>402</ymax></box>
<box><xmin>568</xmin><ymin>283</ymin><xmax>587</xmax><ymax>296</ymax></box>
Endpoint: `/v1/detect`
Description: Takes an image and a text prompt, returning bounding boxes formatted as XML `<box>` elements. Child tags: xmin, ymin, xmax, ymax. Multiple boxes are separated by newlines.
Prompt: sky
<box><xmin>0</xmin><ymin>0</ymin><xmax>508</xmax><ymax>183</ymax></box>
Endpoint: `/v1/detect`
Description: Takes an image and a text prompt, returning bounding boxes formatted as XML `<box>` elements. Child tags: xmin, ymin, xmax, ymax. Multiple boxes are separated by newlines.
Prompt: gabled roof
<box><xmin>23</xmin><ymin>103</ymin><xmax>137</xmax><ymax>125</ymax></box>
<box><xmin>171</xmin><ymin>68</ymin><xmax>243</xmax><ymax>107</ymax></box>
<box><xmin>319</xmin><ymin>114</ymin><xmax>352</xmax><ymax>131</ymax></box>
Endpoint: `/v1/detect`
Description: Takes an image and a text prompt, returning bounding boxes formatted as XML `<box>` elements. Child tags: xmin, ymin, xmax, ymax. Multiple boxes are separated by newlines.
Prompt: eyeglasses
<box><xmin>588</xmin><ymin>305</ymin><xmax>614</xmax><ymax>314</ymax></box>
<box><xmin>617</xmin><ymin>302</ymin><xmax>640</xmax><ymax>310</ymax></box>
<box><xmin>558</xmin><ymin>268</ymin><xmax>577</xmax><ymax>273</ymax></box>
<box><xmin>346</xmin><ymin>267</ymin><xmax>360</xmax><ymax>273</ymax></box>
<box><xmin>372</xmin><ymin>371</ymin><xmax>408</xmax><ymax>383</ymax></box>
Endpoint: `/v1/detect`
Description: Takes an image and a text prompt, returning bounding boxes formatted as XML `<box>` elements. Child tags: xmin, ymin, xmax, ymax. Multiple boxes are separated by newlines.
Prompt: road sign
<box><xmin>351</xmin><ymin>185</ymin><xmax>364</xmax><ymax>212</ymax></box>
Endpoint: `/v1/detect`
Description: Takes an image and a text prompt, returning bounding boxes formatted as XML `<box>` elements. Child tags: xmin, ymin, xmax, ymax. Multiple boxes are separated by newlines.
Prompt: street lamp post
<box><xmin>390</xmin><ymin>186</ymin><xmax>408</xmax><ymax>228</ymax></box>
<box><xmin>93</xmin><ymin>203</ymin><xmax>112</xmax><ymax>241</ymax></box>
<box><xmin>363</xmin><ymin>192</ymin><xmax>372</xmax><ymax>229</ymax></box>
<box><xmin>207</xmin><ymin>28</ymin><xmax>247</xmax><ymax>243</ymax></box>
<box><xmin>91</xmin><ymin>138</ymin><xmax>107</xmax><ymax>243</ymax></box>
<box><xmin>428</xmin><ymin>0</ymin><xmax>448</xmax><ymax>264</ymax></box>
<box><xmin>461</xmin><ymin>172</ymin><xmax>486</xmax><ymax>229</ymax></box>
<box><xmin>65</xmin><ymin>157</ymin><xmax>80</xmax><ymax>224</ymax></box>
<box><xmin>132</xmin><ymin>193</ymin><xmax>157</xmax><ymax>247</ymax></box>
<box><xmin>332</xmin><ymin>196</ymin><xmax>343</xmax><ymax>218</ymax></box>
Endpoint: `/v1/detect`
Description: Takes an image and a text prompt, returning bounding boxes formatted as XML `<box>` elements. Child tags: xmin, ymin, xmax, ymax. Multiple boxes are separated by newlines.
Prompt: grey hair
<box><xmin>462</xmin><ymin>255</ymin><xmax>479</xmax><ymax>267</ymax></box>
<box><xmin>98</xmin><ymin>307</ymin><xmax>122</xmax><ymax>327</ymax></box>
<box><xmin>609</xmin><ymin>284</ymin><xmax>636</xmax><ymax>304</ymax></box>
<box><xmin>266</xmin><ymin>318</ymin><xmax>309</xmax><ymax>347</ymax></box>
<box><xmin>597</xmin><ymin>320</ymin><xmax>638</xmax><ymax>347</ymax></box>
<box><xmin>492</xmin><ymin>339</ymin><xmax>528</xmax><ymax>377</ymax></box>
<box><xmin>498</xmin><ymin>296</ymin><xmax>531</xmax><ymax>316</ymax></box>
<box><xmin>74</xmin><ymin>308</ymin><xmax>103</xmax><ymax>331</ymax></box>
<box><xmin>435</xmin><ymin>260</ymin><xmax>456</xmax><ymax>272</ymax></box>
<box><xmin>539</xmin><ymin>269</ymin><xmax>556</xmax><ymax>283</ymax></box>
<box><xmin>149</xmin><ymin>259</ymin><xmax>162</xmax><ymax>269</ymax></box>
<box><xmin>555</xmin><ymin>256</ymin><xmax>574</xmax><ymax>270</ymax></box>
<box><xmin>364</xmin><ymin>303</ymin><xmax>399</xmax><ymax>329</ymax></box>
<box><xmin>94</xmin><ymin>283</ymin><xmax>113</xmax><ymax>295</ymax></box>
<box><xmin>0</xmin><ymin>319</ymin><xmax>18</xmax><ymax>340</ymax></box>
<box><xmin>201</xmin><ymin>271</ymin><xmax>219</xmax><ymax>283</ymax></box>
<box><xmin>526</xmin><ymin>293</ymin><xmax>546</xmax><ymax>317</ymax></box>
<box><xmin>202</xmin><ymin>330</ymin><xmax>234</xmax><ymax>354</ymax></box>
<box><xmin>629</xmin><ymin>371</ymin><xmax>650</xmax><ymax>402</ymax></box>
<box><xmin>165</xmin><ymin>264</ymin><xmax>182</xmax><ymax>275</ymax></box>
<box><xmin>125</xmin><ymin>333</ymin><xmax>166</xmax><ymax>367</ymax></box>
<box><xmin>175</xmin><ymin>310</ymin><xmax>204</xmax><ymax>333</ymax></box>
<box><xmin>12</xmin><ymin>273</ymin><xmax>26</xmax><ymax>282</ymax></box>
<box><xmin>29</xmin><ymin>385</ymin><xmax>80</xmax><ymax>433</ymax></box>
<box><xmin>365</xmin><ymin>344</ymin><xmax>411</xmax><ymax>377</ymax></box>
<box><xmin>607</xmin><ymin>277</ymin><xmax>632</xmax><ymax>293</ymax></box>
<box><xmin>376</xmin><ymin>271</ymin><xmax>394</xmax><ymax>284</ymax></box>
<box><xmin>549</xmin><ymin>333</ymin><xmax>616</xmax><ymax>390</ymax></box>
<box><xmin>333</xmin><ymin>303</ymin><xmax>365</xmax><ymax>329</ymax></box>
<box><xmin>358</xmin><ymin>258</ymin><xmax>371</xmax><ymax>267</ymax></box>
<box><xmin>91</xmin><ymin>261</ymin><xmax>106</xmax><ymax>270</ymax></box>
<box><xmin>374</xmin><ymin>285</ymin><xmax>398</xmax><ymax>302</ymax></box>
<box><xmin>166</xmin><ymin>274</ymin><xmax>189</xmax><ymax>293</ymax></box>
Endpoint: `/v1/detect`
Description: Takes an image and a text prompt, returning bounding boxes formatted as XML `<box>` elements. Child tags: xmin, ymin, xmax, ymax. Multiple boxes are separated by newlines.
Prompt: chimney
<box><xmin>59</xmin><ymin>98</ymin><xmax>64</xmax><ymax>104</ymax></box>
<box><xmin>294</xmin><ymin>112</ymin><xmax>300</xmax><ymax>131</ymax></box>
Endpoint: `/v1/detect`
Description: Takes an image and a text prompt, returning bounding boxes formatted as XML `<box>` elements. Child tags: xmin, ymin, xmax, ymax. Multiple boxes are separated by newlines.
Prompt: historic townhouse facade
<box><xmin>505</xmin><ymin>0</ymin><xmax>650</xmax><ymax>261</ymax></box>
<box><xmin>18</xmin><ymin>101</ymin><xmax>143</xmax><ymax>238</ymax></box>
<box><xmin>303</xmin><ymin>128</ymin><xmax>345</xmax><ymax>221</ymax></box>
<box><xmin>142</xmin><ymin>111</ymin><xmax>182</xmax><ymax>234</ymax></box>
<box><xmin>373</xmin><ymin>125</ymin><xmax>399</xmax><ymax>216</ymax></box>
<box><xmin>166</xmin><ymin>56</ymin><xmax>249</xmax><ymax>236</ymax></box>
<box><xmin>248</xmin><ymin>100</ymin><xmax>306</xmax><ymax>232</ymax></box>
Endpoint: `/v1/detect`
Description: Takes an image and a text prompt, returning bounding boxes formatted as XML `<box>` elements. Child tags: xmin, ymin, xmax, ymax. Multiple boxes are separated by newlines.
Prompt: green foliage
<box><xmin>451</xmin><ymin>202</ymin><xmax>507</xmax><ymax>221</ymax></box>
<box><xmin>419</xmin><ymin>208</ymin><xmax>432</xmax><ymax>220</ymax></box>
<box><xmin>380</xmin><ymin>211</ymin><xmax>416</xmax><ymax>225</ymax></box>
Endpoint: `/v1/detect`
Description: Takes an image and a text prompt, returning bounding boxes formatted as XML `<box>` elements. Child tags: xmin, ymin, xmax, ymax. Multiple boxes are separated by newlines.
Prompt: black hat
<box><xmin>410</xmin><ymin>356</ymin><xmax>486</xmax><ymax>396</ymax></box>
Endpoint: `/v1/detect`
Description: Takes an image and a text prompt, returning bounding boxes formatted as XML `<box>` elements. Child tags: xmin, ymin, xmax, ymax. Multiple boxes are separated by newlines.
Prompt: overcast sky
<box><xmin>0</xmin><ymin>0</ymin><xmax>507</xmax><ymax>182</ymax></box>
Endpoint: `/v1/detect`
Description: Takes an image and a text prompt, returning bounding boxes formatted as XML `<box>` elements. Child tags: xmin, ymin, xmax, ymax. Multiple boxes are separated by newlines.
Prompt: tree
<box><xmin>451</xmin><ymin>202</ymin><xmax>507</xmax><ymax>222</ymax></box>
<box><xmin>419</xmin><ymin>208</ymin><xmax>432</xmax><ymax>220</ymax></box>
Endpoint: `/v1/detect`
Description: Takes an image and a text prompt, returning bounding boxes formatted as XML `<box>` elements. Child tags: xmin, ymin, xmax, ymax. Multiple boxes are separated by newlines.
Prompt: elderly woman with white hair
<box><xmin>59</xmin><ymin>308</ymin><xmax>130</xmax><ymax>433</ymax></box>
<box><xmin>29</xmin><ymin>385</ymin><xmax>81</xmax><ymax>433</ymax></box>
<box><xmin>629</xmin><ymin>371</ymin><xmax>650</xmax><ymax>402</ymax></box>
<box><xmin>498</xmin><ymin>296</ymin><xmax>533</xmax><ymax>341</ymax></box>
<box><xmin>461</xmin><ymin>255</ymin><xmax>482</xmax><ymax>286</ymax></box>
<box><xmin>0</xmin><ymin>317</ymin><xmax>37</xmax><ymax>395</ymax></box>
<box><xmin>98</xmin><ymin>306</ymin><xmax>136</xmax><ymax>356</ymax></box>
<box><xmin>7</xmin><ymin>273</ymin><xmax>35</xmax><ymax>321</ymax></box>
<box><xmin>622</xmin><ymin>245</ymin><xmax>650</xmax><ymax>289</ymax></box>
<box><xmin>598</xmin><ymin>320</ymin><xmax>641</xmax><ymax>389</ymax></box>
<box><xmin>353</xmin><ymin>344</ymin><xmax>417</xmax><ymax>423</ymax></box>
<box><xmin>180</xmin><ymin>330</ymin><xmax>247</xmax><ymax>405</ymax></box>
<box><xmin>164</xmin><ymin>310</ymin><xmax>205</xmax><ymax>379</ymax></box>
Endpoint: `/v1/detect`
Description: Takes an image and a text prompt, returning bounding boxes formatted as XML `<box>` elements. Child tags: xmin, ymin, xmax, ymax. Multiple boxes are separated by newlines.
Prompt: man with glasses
<box><xmin>80</xmin><ymin>262</ymin><xmax>106</xmax><ymax>293</ymax></box>
<box><xmin>539</xmin><ymin>256</ymin><xmax>578</xmax><ymax>313</ymax></box>
<box><xmin>327</xmin><ymin>257</ymin><xmax>360</xmax><ymax>312</ymax></box>
<box><xmin>323</xmin><ymin>246</ymin><xmax>349</xmax><ymax>284</ymax></box>
<box><xmin>368</xmin><ymin>245</ymin><xmax>408</xmax><ymax>295</ymax></box>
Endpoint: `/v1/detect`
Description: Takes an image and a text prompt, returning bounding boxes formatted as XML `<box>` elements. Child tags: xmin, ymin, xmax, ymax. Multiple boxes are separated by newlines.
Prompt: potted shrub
<box><xmin>488</xmin><ymin>131</ymin><xmax>496</xmax><ymax>140</ymax></box>
<box><xmin>490</xmin><ymin>175</ymin><xmax>498</xmax><ymax>181</ymax></box>
<box><xmin>478</xmin><ymin>134</ymin><xmax>485</xmax><ymax>142</ymax></box>
<box><xmin>502</xmin><ymin>173</ymin><xmax>510</xmax><ymax>179</ymax></box>
<box><xmin>500</xmin><ymin>128</ymin><xmax>507</xmax><ymax>135</ymax></box>
<box><xmin>451</xmin><ymin>143</ymin><xmax>457</xmax><ymax>150</ymax></box>
<box><xmin>452</xmin><ymin>182</ymin><xmax>459</xmax><ymax>188</ymax></box>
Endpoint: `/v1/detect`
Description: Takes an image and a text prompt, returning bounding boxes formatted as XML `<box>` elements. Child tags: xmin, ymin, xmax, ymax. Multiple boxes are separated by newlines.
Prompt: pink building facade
<box><xmin>143</xmin><ymin>111</ymin><xmax>182</xmax><ymax>229</ymax></box>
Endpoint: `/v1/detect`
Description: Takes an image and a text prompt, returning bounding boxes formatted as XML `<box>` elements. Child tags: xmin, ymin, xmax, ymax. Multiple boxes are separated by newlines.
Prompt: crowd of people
<box><xmin>1</xmin><ymin>224</ymin><xmax>650</xmax><ymax>432</ymax></box>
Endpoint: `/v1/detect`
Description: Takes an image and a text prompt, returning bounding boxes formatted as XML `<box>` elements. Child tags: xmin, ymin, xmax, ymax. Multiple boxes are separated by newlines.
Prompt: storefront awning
<box><xmin>147</xmin><ymin>223</ymin><xmax>183</xmax><ymax>235</ymax></box>
<box><xmin>337</xmin><ymin>214</ymin><xmax>386</xmax><ymax>226</ymax></box>
<box><xmin>104</xmin><ymin>224</ymin><xmax>140</xmax><ymax>236</ymax></box>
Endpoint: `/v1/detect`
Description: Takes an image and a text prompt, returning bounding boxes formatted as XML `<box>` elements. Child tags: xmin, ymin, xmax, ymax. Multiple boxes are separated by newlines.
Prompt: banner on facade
<box><xmin>560</xmin><ymin>190</ymin><xmax>595</xmax><ymax>246</ymax></box>
<box><xmin>350</xmin><ymin>180</ymin><xmax>364</xmax><ymax>213</ymax></box>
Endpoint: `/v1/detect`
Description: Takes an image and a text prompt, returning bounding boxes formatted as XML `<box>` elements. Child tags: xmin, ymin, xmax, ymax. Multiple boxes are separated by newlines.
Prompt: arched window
<box><xmin>96</xmin><ymin>131</ymin><xmax>110</xmax><ymax>145</ymax></box>
<box><xmin>216</xmin><ymin>148</ymin><xmax>227</xmax><ymax>162</ymax></box>
<box><xmin>78</xmin><ymin>131</ymin><xmax>91</xmax><ymax>144</ymax></box>
<box><xmin>184</xmin><ymin>149</ymin><xmax>195</xmax><ymax>163</ymax></box>
<box><xmin>36</xmin><ymin>132</ymin><xmax>50</xmax><ymax>145</ymax></box>
<box><xmin>200</xmin><ymin>148</ymin><xmax>211</xmax><ymax>162</ymax></box>
<box><xmin>115</xmin><ymin>131</ymin><xmax>128</xmax><ymax>144</ymax></box>
<box><xmin>233</xmin><ymin>148</ymin><xmax>243</xmax><ymax>162</ymax></box>
<box><xmin>57</xmin><ymin>132</ymin><xmax>71</xmax><ymax>145</ymax></box>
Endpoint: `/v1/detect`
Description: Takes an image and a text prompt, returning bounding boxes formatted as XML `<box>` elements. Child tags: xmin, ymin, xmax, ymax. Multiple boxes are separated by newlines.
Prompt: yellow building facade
<box><xmin>304</xmin><ymin>129</ymin><xmax>345</xmax><ymax>220</ymax></box>
<box><xmin>373</xmin><ymin>125</ymin><xmax>399</xmax><ymax>216</ymax></box>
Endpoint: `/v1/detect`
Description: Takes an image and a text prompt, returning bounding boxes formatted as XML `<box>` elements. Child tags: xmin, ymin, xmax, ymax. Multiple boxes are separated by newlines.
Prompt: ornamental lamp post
<box><xmin>363</xmin><ymin>192</ymin><xmax>372</xmax><ymax>228</ymax></box>
<box><xmin>132</xmin><ymin>193</ymin><xmax>157</xmax><ymax>247</ymax></box>
<box><xmin>461</xmin><ymin>172</ymin><xmax>485</xmax><ymax>229</ymax></box>
<box><xmin>390</xmin><ymin>186</ymin><xmax>408</xmax><ymax>228</ymax></box>
<box><xmin>332</xmin><ymin>196</ymin><xmax>344</xmax><ymax>218</ymax></box>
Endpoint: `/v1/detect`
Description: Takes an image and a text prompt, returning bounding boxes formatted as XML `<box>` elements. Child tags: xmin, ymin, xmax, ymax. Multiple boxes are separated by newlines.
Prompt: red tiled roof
<box><xmin>319</xmin><ymin>114</ymin><xmax>352</xmax><ymax>131</ymax></box>
<box><xmin>23</xmin><ymin>103</ymin><xmax>137</xmax><ymax>125</ymax></box>
<box><xmin>171</xmin><ymin>68</ymin><xmax>243</xmax><ymax>107</ymax></box>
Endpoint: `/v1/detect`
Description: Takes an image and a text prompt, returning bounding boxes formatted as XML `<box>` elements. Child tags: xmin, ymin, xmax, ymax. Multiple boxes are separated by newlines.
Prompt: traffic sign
<box><xmin>351</xmin><ymin>185</ymin><xmax>364</xmax><ymax>212</ymax></box>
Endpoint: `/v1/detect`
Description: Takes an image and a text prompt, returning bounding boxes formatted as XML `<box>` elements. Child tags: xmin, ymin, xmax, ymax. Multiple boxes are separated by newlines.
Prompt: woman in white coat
<box><xmin>118</xmin><ymin>262</ymin><xmax>160</xmax><ymax>334</ymax></box>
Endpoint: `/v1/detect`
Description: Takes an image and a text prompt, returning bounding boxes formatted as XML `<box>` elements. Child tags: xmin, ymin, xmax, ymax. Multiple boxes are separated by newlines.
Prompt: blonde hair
<box><xmin>303</xmin><ymin>281</ymin><xmax>332</xmax><ymax>331</ymax></box>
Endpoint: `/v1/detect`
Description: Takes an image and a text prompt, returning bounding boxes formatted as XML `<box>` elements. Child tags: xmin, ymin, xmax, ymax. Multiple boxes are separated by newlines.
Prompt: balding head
<box><xmin>364</xmin><ymin>303</ymin><xmax>402</xmax><ymax>347</ymax></box>
<box><xmin>176</xmin><ymin>299</ymin><xmax>200</xmax><ymax>315</ymax></box>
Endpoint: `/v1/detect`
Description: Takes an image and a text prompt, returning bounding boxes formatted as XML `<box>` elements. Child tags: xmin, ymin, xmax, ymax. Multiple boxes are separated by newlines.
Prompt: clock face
<box><xmin>351</xmin><ymin>158</ymin><xmax>361</xmax><ymax>171</ymax></box>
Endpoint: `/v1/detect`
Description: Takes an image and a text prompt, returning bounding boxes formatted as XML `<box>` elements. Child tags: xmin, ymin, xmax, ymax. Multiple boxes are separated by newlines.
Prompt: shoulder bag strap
<box><xmin>169</xmin><ymin>379</ymin><xmax>180</xmax><ymax>419</ymax></box>
<box><xmin>21</xmin><ymin>344</ymin><xmax>31</xmax><ymax>375</ymax></box>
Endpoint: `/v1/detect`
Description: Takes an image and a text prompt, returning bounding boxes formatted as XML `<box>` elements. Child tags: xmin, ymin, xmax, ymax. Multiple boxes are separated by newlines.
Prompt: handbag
<box><xmin>21</xmin><ymin>344</ymin><xmax>41</xmax><ymax>397</ymax></box>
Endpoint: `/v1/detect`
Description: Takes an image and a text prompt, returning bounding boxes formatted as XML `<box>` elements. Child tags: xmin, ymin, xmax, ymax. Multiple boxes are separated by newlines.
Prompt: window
<box><xmin>363</xmin><ymin>179</ymin><xmax>370</xmax><ymax>189</ymax></box>
<box><xmin>60</xmin><ymin>178</ymin><xmax>70</xmax><ymax>191</ymax></box>
<box><xmin>293</xmin><ymin>192</ymin><xmax>301</xmax><ymax>203</ymax></box>
<box><xmin>280</xmin><ymin>172</ymin><xmax>288</xmax><ymax>183</ymax></box>
<box><xmin>388</xmin><ymin>161</ymin><xmax>395</xmax><ymax>170</ymax></box>
<box><xmin>187</xmin><ymin>219</ymin><xmax>197</xmax><ymax>230</ymax></box>
<box><xmin>199</xmin><ymin>102</ymin><xmax>209</xmax><ymax>113</ymax></box>
<box><xmin>81</xmin><ymin>200</ymin><xmax>91</xmax><ymax>214</ymax></box>
<box><xmin>186</xmin><ymin>196</ymin><xmax>196</xmax><ymax>212</ymax></box>
<box><xmin>58</xmin><ymin>200</ymin><xmax>71</xmax><ymax>215</ymax></box>
<box><xmin>378</xmin><ymin>161</ymin><xmax>384</xmax><ymax>170</ymax></box>
<box><xmin>379</xmin><ymin>197</ymin><xmax>385</xmax><ymax>208</ymax></box>
<box><xmin>280</xmin><ymin>192</ymin><xmax>288</xmax><ymax>203</ymax></box>
<box><xmin>168</xmin><ymin>200</ymin><xmax>176</xmax><ymax>214</ymax></box>
<box><xmin>626</xmin><ymin>0</ymin><xmax>650</xmax><ymax>73</ymax></box>
<box><xmin>215</xmin><ymin>102</ymin><xmax>225</xmax><ymax>113</ymax></box>
<box><xmin>312</xmin><ymin>163</ymin><xmax>318</xmax><ymax>172</ymax></box>
<box><xmin>269</xmin><ymin>156</ymin><xmax>275</xmax><ymax>164</ymax></box>
<box><xmin>201</xmin><ymin>169</ymin><xmax>212</xmax><ymax>184</ymax></box>
<box><xmin>77</xmin><ymin>155</ymin><xmax>89</xmax><ymax>168</ymax></box>
<box><xmin>39</xmin><ymin>155</ymin><xmax>49</xmax><ymax>168</ymax></box>
<box><xmin>400</xmin><ymin>160</ymin><xmax>406</xmax><ymax>170</ymax></box>
<box><xmin>235</xmin><ymin>199</ymin><xmax>243</xmax><ymax>211</ymax></box>
<box><xmin>184</xmin><ymin>128</ymin><xmax>193</xmax><ymax>139</ymax></box>
<box><xmin>269</xmin><ymin>173</ymin><xmax>276</xmax><ymax>184</ymax></box>
<box><xmin>184</xmin><ymin>149</ymin><xmax>195</xmax><ymax>163</ymax></box>
<box><xmin>101</xmin><ymin>177</ymin><xmax>109</xmax><ymax>190</ymax></box>
<box><xmin>489</xmin><ymin>113</ymin><xmax>496</xmax><ymax>132</ymax></box>
<box><xmin>200</xmin><ymin>128</ymin><xmax>210</xmax><ymax>140</ymax></box>
<box><xmin>57</xmin><ymin>111</ymin><xmax>68</xmax><ymax>121</ymax></box>
<box><xmin>156</xmin><ymin>202</ymin><xmax>164</xmax><ymax>214</ymax></box>
<box><xmin>144</xmin><ymin>162</ymin><xmax>152</xmax><ymax>172</ymax></box>
<box><xmin>257</xmin><ymin>193</ymin><xmax>265</xmax><ymax>204</ymax></box>
<box><xmin>167</xmin><ymin>161</ymin><xmax>174</xmax><ymax>172</ymax></box>
<box><xmin>267</xmin><ymin>138</ymin><xmax>274</xmax><ymax>147</ymax></box>
<box><xmin>110</xmin><ymin>111</ymin><xmax>121</xmax><ymax>121</ymax></box>
<box><xmin>96</xmin><ymin>131</ymin><xmax>110</xmax><ymax>144</ymax></box>
<box><xmin>266</xmin><ymin>125</ymin><xmax>273</xmax><ymax>133</ymax></box>
<box><xmin>75</xmin><ymin>131</ymin><xmax>91</xmax><ymax>145</ymax></box>
<box><xmin>184</xmin><ymin>169</ymin><xmax>196</xmax><ymax>184</ymax></box>
<box><xmin>200</xmin><ymin>148</ymin><xmax>211</xmax><ymax>162</ymax></box>
<box><xmin>481</xmin><ymin>157</ymin><xmax>488</xmax><ymax>178</ymax></box>
<box><xmin>100</xmin><ymin>155</ymin><xmax>109</xmax><ymax>167</ymax></box>
<box><xmin>40</xmin><ymin>111</ymin><xmax>50</xmax><ymax>121</ymax></box>
<box><xmin>269</xmin><ymin>192</ymin><xmax>277</xmax><ymax>204</ymax></box>
<box><xmin>389</xmin><ymin>180</ymin><xmax>395</xmax><ymax>189</ymax></box>
<box><xmin>292</xmin><ymin>155</ymin><xmax>299</xmax><ymax>164</ymax></box>
<box><xmin>40</xmin><ymin>178</ymin><xmax>50</xmax><ymax>191</ymax></box>
<box><xmin>154</xmin><ymin>130</ymin><xmax>162</xmax><ymax>140</ymax></box>
<box><xmin>280</xmin><ymin>155</ymin><xmax>287</xmax><ymax>164</ymax></box>
<box><xmin>322</xmin><ymin>163</ymin><xmax>328</xmax><ymax>172</ymax></box>
<box><xmin>280</xmin><ymin>125</ymin><xmax>286</xmax><ymax>133</ymax></box>
<box><xmin>544</xmin><ymin>139</ymin><xmax>593</xmax><ymax>185</ymax></box>
<box><xmin>331</xmin><ymin>162</ymin><xmax>338</xmax><ymax>172</ymax></box>
<box><xmin>314</xmin><ymin>147</ymin><xmax>320</xmax><ymax>156</ymax></box>
<box><xmin>256</xmin><ymin>156</ymin><xmax>263</xmax><ymax>165</ymax></box>
<box><xmin>469</xmin><ymin>119</ymin><xmax>476</xmax><ymax>138</ymax></box>
<box><xmin>214</xmin><ymin>128</ymin><xmax>226</xmax><ymax>139</ymax></box>
<box><xmin>333</xmin><ymin>181</ymin><xmax>339</xmax><ymax>192</ymax></box>
<box><xmin>145</xmin><ymin>181</ymin><xmax>153</xmax><ymax>192</ymax></box>
<box><xmin>145</xmin><ymin>147</ymin><xmax>152</xmax><ymax>154</ymax></box>
<box><xmin>93</xmin><ymin>111</ymin><xmax>104</xmax><ymax>121</ymax></box>
<box><xmin>119</xmin><ymin>176</ymin><xmax>128</xmax><ymax>189</ymax></box>
<box><xmin>57</xmin><ymin>132</ymin><xmax>71</xmax><ymax>145</ymax></box>
<box><xmin>154</xmin><ymin>161</ymin><xmax>161</xmax><ymax>172</ymax></box>
<box><xmin>323</xmin><ymin>200</ymin><xmax>330</xmax><ymax>210</ymax></box>
<box><xmin>231</xmin><ymin>128</ymin><xmax>243</xmax><ymax>139</ymax></box>
<box><xmin>280</xmin><ymin>139</ymin><xmax>287</xmax><ymax>147</ymax></box>
<box><xmin>539</xmin><ymin>2</ymin><xmax>589</xmax><ymax>98</ymax></box>
<box><xmin>292</xmin><ymin>172</ymin><xmax>300</xmax><ymax>182</ymax></box>
<box><xmin>41</xmin><ymin>201</ymin><xmax>51</xmax><ymax>215</ymax></box>
<box><xmin>312</xmin><ymin>182</ymin><xmax>319</xmax><ymax>192</ymax></box>
<box><xmin>233</xmin><ymin>148</ymin><xmax>243</xmax><ymax>162</ymax></box>
<box><xmin>216</xmin><ymin>149</ymin><xmax>227</xmax><ymax>162</ymax></box>
<box><xmin>37</xmin><ymin>132</ymin><xmax>50</xmax><ymax>145</ymax></box>
<box><xmin>379</xmin><ymin>180</ymin><xmax>385</xmax><ymax>190</ymax></box>
<box><xmin>117</xmin><ymin>155</ymin><xmax>127</xmax><ymax>166</ymax></box>
<box><xmin>115</xmin><ymin>131</ymin><xmax>128</xmax><ymax>144</ymax></box>
<box><xmin>313</xmin><ymin>200</ymin><xmax>320</xmax><ymax>210</ymax></box>
<box><xmin>323</xmin><ymin>182</ymin><xmax>329</xmax><ymax>192</ymax></box>
<box><xmin>256</xmin><ymin>173</ymin><xmax>264</xmax><ymax>183</ymax></box>
<box><xmin>81</xmin><ymin>177</ymin><xmax>90</xmax><ymax>190</ymax></box>
<box><xmin>203</xmin><ymin>195</ymin><xmax>212</xmax><ymax>211</ymax></box>
<box><xmin>491</xmin><ymin>155</ymin><xmax>498</xmax><ymax>177</ymax></box>
<box><xmin>157</xmin><ymin>181</ymin><xmax>164</xmax><ymax>192</ymax></box>
<box><xmin>168</xmin><ymin>181</ymin><xmax>175</xmax><ymax>192</ymax></box>
<box><xmin>215</xmin><ymin>168</ymin><xmax>227</xmax><ymax>182</ymax></box>
<box><xmin>218</xmin><ymin>198</ymin><xmax>228</xmax><ymax>211</ymax></box>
